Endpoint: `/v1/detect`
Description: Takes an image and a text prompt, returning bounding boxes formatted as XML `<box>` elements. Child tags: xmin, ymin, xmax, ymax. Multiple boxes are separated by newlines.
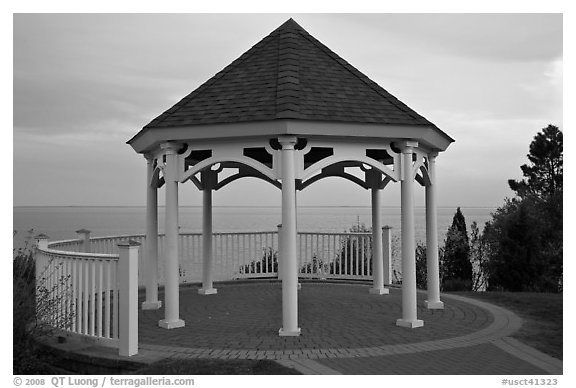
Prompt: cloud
<box><xmin>12</xmin><ymin>14</ymin><xmax>563</xmax><ymax>207</ymax></box>
<box><xmin>328</xmin><ymin>13</ymin><xmax>562</xmax><ymax>63</ymax></box>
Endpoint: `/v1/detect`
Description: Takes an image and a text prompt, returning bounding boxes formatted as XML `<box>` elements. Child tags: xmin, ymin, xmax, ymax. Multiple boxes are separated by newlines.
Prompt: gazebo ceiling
<box><xmin>128</xmin><ymin>18</ymin><xmax>454</xmax><ymax>153</ymax></box>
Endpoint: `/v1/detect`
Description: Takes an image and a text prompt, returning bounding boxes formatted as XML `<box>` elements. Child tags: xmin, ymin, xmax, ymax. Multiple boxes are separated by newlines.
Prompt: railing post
<box><xmin>35</xmin><ymin>233</ymin><xmax>49</xmax><ymax>250</ymax></box>
<box><xmin>117</xmin><ymin>240</ymin><xmax>139</xmax><ymax>357</ymax></box>
<box><xmin>277</xmin><ymin>224</ymin><xmax>283</xmax><ymax>280</ymax></box>
<box><xmin>76</xmin><ymin>229</ymin><xmax>91</xmax><ymax>253</ymax></box>
<box><xmin>382</xmin><ymin>226</ymin><xmax>392</xmax><ymax>286</ymax></box>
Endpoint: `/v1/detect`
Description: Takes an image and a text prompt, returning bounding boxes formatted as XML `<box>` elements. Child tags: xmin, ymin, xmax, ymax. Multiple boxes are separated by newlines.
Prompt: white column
<box><xmin>370</xmin><ymin>171</ymin><xmax>388</xmax><ymax>294</ymax></box>
<box><xmin>118</xmin><ymin>240</ymin><xmax>140</xmax><ymax>356</ymax></box>
<box><xmin>278</xmin><ymin>136</ymin><xmax>300</xmax><ymax>336</ymax></box>
<box><xmin>75</xmin><ymin>229</ymin><xmax>91</xmax><ymax>253</ymax></box>
<box><xmin>199</xmin><ymin>171</ymin><xmax>217</xmax><ymax>295</ymax></box>
<box><xmin>382</xmin><ymin>226</ymin><xmax>392</xmax><ymax>285</ymax></box>
<box><xmin>142</xmin><ymin>155</ymin><xmax>162</xmax><ymax>310</ymax></box>
<box><xmin>425</xmin><ymin>152</ymin><xmax>444</xmax><ymax>309</ymax></box>
<box><xmin>158</xmin><ymin>143</ymin><xmax>185</xmax><ymax>329</ymax></box>
<box><xmin>396</xmin><ymin>141</ymin><xmax>424</xmax><ymax>328</ymax></box>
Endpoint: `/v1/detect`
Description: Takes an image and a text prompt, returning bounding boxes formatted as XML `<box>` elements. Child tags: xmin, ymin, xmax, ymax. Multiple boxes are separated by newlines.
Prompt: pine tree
<box><xmin>485</xmin><ymin>125</ymin><xmax>563</xmax><ymax>292</ymax></box>
<box><xmin>441</xmin><ymin>207</ymin><xmax>473</xmax><ymax>291</ymax></box>
<box><xmin>508</xmin><ymin>124</ymin><xmax>562</xmax><ymax>199</ymax></box>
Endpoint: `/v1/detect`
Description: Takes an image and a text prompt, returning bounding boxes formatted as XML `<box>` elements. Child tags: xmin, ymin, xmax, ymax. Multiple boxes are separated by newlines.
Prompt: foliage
<box><xmin>469</xmin><ymin>221</ymin><xmax>489</xmax><ymax>291</ymax></box>
<box><xmin>483</xmin><ymin>195</ymin><xmax>562</xmax><ymax>292</ymax></box>
<box><xmin>414</xmin><ymin>241</ymin><xmax>446</xmax><ymax>290</ymax></box>
<box><xmin>415</xmin><ymin>242</ymin><xmax>427</xmax><ymax>289</ymax></box>
<box><xmin>508</xmin><ymin>124</ymin><xmax>563</xmax><ymax>199</ymax></box>
<box><xmin>483</xmin><ymin>125</ymin><xmax>563</xmax><ymax>292</ymax></box>
<box><xmin>240</xmin><ymin>247</ymin><xmax>278</xmax><ymax>276</ymax></box>
<box><xmin>441</xmin><ymin>208</ymin><xmax>473</xmax><ymax>291</ymax></box>
<box><xmin>13</xmin><ymin>230</ymin><xmax>75</xmax><ymax>374</ymax></box>
<box><xmin>329</xmin><ymin>222</ymin><xmax>372</xmax><ymax>276</ymax></box>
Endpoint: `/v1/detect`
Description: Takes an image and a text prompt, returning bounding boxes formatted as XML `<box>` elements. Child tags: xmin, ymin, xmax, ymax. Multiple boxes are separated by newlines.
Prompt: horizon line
<box><xmin>13</xmin><ymin>204</ymin><xmax>499</xmax><ymax>209</ymax></box>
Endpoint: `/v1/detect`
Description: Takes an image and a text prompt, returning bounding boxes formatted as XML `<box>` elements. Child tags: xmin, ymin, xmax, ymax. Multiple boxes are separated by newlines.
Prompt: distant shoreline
<box><xmin>13</xmin><ymin>205</ymin><xmax>498</xmax><ymax>209</ymax></box>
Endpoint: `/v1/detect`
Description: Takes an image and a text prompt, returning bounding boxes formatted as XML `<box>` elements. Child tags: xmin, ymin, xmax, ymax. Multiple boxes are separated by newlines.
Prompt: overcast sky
<box><xmin>12</xmin><ymin>13</ymin><xmax>563</xmax><ymax>208</ymax></box>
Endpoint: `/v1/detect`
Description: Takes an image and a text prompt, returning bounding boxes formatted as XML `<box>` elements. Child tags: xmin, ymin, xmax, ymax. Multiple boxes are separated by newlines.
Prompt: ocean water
<box><xmin>13</xmin><ymin>206</ymin><xmax>495</xmax><ymax>251</ymax></box>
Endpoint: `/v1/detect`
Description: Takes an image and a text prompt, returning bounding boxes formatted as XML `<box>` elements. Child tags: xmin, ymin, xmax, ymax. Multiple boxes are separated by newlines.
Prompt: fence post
<box><xmin>277</xmin><ymin>224</ymin><xmax>282</xmax><ymax>280</ymax></box>
<box><xmin>118</xmin><ymin>240</ymin><xmax>139</xmax><ymax>357</ymax></box>
<box><xmin>35</xmin><ymin>233</ymin><xmax>49</xmax><ymax>250</ymax></box>
<box><xmin>382</xmin><ymin>226</ymin><xmax>392</xmax><ymax>286</ymax></box>
<box><xmin>76</xmin><ymin>229</ymin><xmax>91</xmax><ymax>253</ymax></box>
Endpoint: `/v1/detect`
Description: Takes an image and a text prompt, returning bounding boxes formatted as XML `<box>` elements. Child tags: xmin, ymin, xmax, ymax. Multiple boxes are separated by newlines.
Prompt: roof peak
<box><xmin>135</xmin><ymin>18</ymin><xmax>449</xmax><ymax>141</ymax></box>
<box><xmin>275</xmin><ymin>18</ymin><xmax>305</xmax><ymax>32</ymax></box>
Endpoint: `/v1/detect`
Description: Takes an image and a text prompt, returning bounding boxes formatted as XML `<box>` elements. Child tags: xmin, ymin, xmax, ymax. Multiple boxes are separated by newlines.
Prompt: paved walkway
<box><xmin>54</xmin><ymin>281</ymin><xmax>563</xmax><ymax>375</ymax></box>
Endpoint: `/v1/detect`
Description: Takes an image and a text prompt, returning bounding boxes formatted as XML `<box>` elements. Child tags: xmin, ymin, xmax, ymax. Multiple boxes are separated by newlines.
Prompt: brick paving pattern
<box><xmin>53</xmin><ymin>281</ymin><xmax>561</xmax><ymax>375</ymax></box>
<box><xmin>139</xmin><ymin>283</ymin><xmax>493</xmax><ymax>350</ymax></box>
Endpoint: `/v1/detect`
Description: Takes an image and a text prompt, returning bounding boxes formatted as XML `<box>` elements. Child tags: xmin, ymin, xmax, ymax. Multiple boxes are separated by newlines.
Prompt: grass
<box><xmin>133</xmin><ymin>359</ymin><xmax>301</xmax><ymax>375</ymax></box>
<box><xmin>452</xmin><ymin>291</ymin><xmax>562</xmax><ymax>360</ymax></box>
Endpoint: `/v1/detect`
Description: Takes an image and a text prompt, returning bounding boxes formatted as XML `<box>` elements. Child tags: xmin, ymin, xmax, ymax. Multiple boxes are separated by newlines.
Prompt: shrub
<box><xmin>13</xmin><ymin>230</ymin><xmax>74</xmax><ymax>374</ymax></box>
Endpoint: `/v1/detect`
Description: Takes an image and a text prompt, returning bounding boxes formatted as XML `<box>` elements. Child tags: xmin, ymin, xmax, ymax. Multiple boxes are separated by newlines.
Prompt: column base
<box><xmin>278</xmin><ymin>327</ymin><xmax>301</xmax><ymax>337</ymax></box>
<box><xmin>369</xmin><ymin>287</ymin><xmax>390</xmax><ymax>295</ymax></box>
<box><xmin>158</xmin><ymin>319</ymin><xmax>185</xmax><ymax>329</ymax></box>
<box><xmin>198</xmin><ymin>288</ymin><xmax>218</xmax><ymax>295</ymax></box>
<box><xmin>141</xmin><ymin>300</ymin><xmax>162</xmax><ymax>310</ymax></box>
<box><xmin>425</xmin><ymin>300</ymin><xmax>444</xmax><ymax>309</ymax></box>
<box><xmin>396</xmin><ymin>318</ymin><xmax>424</xmax><ymax>328</ymax></box>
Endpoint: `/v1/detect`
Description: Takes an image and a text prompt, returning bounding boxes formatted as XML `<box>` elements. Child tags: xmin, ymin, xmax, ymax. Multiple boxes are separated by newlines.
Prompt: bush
<box><xmin>415</xmin><ymin>242</ymin><xmax>427</xmax><ymax>289</ymax></box>
<box><xmin>13</xmin><ymin>230</ymin><xmax>74</xmax><ymax>374</ymax></box>
<box><xmin>483</xmin><ymin>194</ymin><xmax>562</xmax><ymax>292</ymax></box>
<box><xmin>329</xmin><ymin>222</ymin><xmax>372</xmax><ymax>276</ymax></box>
<box><xmin>240</xmin><ymin>247</ymin><xmax>278</xmax><ymax>275</ymax></box>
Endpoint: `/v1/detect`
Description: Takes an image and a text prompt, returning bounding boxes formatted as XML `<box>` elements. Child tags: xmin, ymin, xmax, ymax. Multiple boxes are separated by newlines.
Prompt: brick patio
<box><xmin>49</xmin><ymin>281</ymin><xmax>562</xmax><ymax>375</ymax></box>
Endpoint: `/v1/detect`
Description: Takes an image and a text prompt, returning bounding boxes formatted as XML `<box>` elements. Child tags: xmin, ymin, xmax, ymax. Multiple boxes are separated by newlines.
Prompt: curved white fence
<box><xmin>36</xmin><ymin>237</ymin><xmax>139</xmax><ymax>356</ymax></box>
<box><xmin>47</xmin><ymin>231</ymin><xmax>375</xmax><ymax>286</ymax></box>
<box><xmin>35</xmin><ymin>248</ymin><xmax>120</xmax><ymax>345</ymax></box>
<box><xmin>35</xmin><ymin>230</ymin><xmax>377</xmax><ymax>356</ymax></box>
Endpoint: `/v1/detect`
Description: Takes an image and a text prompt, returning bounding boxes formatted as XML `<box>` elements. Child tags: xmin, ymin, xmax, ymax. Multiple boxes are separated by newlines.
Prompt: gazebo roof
<box><xmin>129</xmin><ymin>18</ymin><xmax>453</xmax><ymax>152</ymax></box>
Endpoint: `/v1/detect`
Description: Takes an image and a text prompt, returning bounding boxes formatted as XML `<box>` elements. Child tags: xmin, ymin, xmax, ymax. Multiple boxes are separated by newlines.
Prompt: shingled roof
<box><xmin>143</xmin><ymin>18</ymin><xmax>441</xmax><ymax>131</ymax></box>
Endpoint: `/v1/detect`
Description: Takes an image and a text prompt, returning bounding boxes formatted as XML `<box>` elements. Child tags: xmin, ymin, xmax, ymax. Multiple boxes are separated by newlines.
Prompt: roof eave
<box><xmin>127</xmin><ymin>120</ymin><xmax>453</xmax><ymax>154</ymax></box>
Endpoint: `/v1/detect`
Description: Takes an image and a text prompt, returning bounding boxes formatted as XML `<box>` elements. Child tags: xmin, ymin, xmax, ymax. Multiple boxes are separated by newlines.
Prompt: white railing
<box><xmin>36</xmin><ymin>238</ymin><xmax>139</xmax><ymax>356</ymax></box>
<box><xmin>47</xmin><ymin>238</ymin><xmax>84</xmax><ymax>253</ymax></box>
<box><xmin>48</xmin><ymin>230</ymin><xmax>375</xmax><ymax>284</ymax></box>
<box><xmin>35</xmin><ymin>229</ymin><xmax>378</xmax><ymax>357</ymax></box>
<box><xmin>298</xmin><ymin>232</ymin><xmax>373</xmax><ymax>279</ymax></box>
<box><xmin>35</xmin><ymin>248</ymin><xmax>120</xmax><ymax>346</ymax></box>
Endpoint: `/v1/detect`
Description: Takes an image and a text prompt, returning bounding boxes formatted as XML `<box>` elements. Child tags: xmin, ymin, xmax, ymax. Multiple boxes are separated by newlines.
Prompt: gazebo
<box><xmin>128</xmin><ymin>18</ymin><xmax>454</xmax><ymax>335</ymax></box>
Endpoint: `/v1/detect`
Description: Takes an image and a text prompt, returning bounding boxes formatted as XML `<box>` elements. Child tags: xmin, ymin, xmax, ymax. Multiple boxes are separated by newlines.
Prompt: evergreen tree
<box><xmin>469</xmin><ymin>221</ymin><xmax>489</xmax><ymax>291</ymax></box>
<box><xmin>485</xmin><ymin>125</ymin><xmax>563</xmax><ymax>292</ymax></box>
<box><xmin>441</xmin><ymin>207</ymin><xmax>473</xmax><ymax>291</ymax></box>
<box><xmin>508</xmin><ymin>124</ymin><xmax>563</xmax><ymax>199</ymax></box>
